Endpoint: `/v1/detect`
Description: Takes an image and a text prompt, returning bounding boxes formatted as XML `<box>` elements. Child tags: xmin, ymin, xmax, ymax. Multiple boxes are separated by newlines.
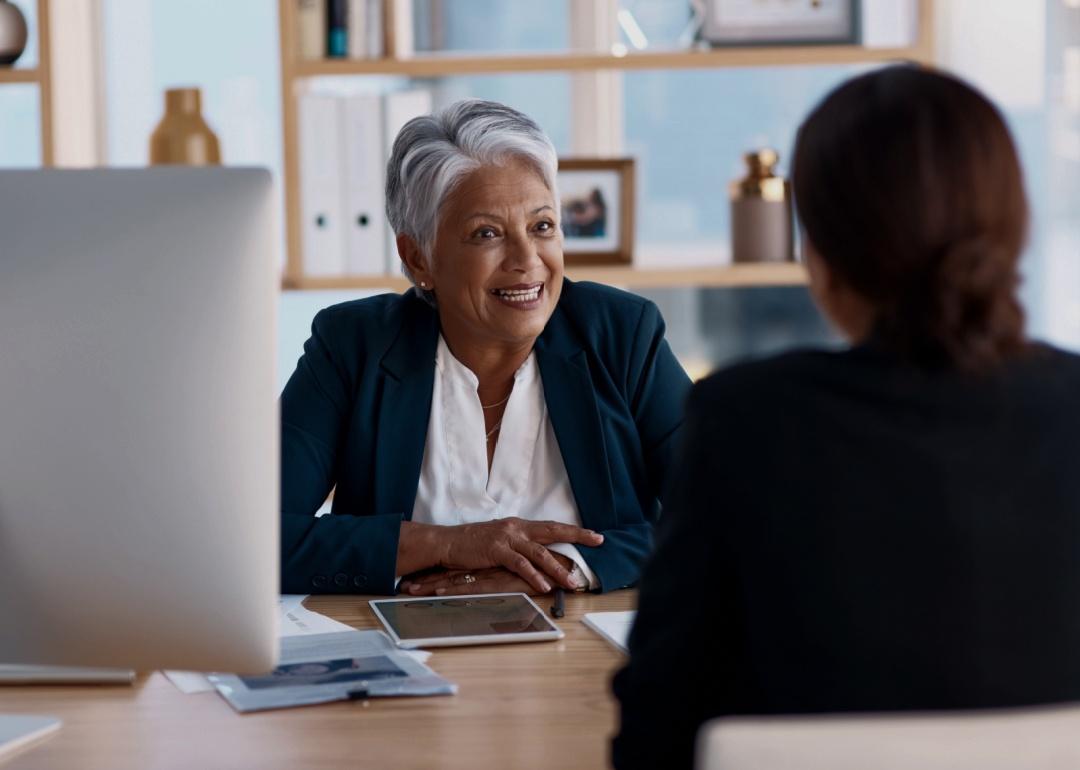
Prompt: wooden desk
<box><xmin>0</xmin><ymin>591</ymin><xmax>635</xmax><ymax>769</ymax></box>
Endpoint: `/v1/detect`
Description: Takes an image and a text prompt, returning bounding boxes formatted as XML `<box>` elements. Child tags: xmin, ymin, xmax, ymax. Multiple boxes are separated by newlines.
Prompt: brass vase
<box><xmin>729</xmin><ymin>148</ymin><xmax>794</xmax><ymax>264</ymax></box>
<box><xmin>0</xmin><ymin>0</ymin><xmax>28</xmax><ymax>66</ymax></box>
<box><xmin>149</xmin><ymin>88</ymin><xmax>222</xmax><ymax>166</ymax></box>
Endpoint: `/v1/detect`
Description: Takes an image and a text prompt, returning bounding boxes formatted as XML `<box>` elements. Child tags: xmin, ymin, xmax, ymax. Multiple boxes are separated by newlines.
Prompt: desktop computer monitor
<box><xmin>0</xmin><ymin>168</ymin><xmax>278</xmax><ymax>674</ymax></box>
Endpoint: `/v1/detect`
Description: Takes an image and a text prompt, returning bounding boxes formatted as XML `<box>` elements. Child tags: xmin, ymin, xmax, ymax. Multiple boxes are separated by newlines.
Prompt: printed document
<box><xmin>208</xmin><ymin>630</ymin><xmax>456</xmax><ymax>712</ymax></box>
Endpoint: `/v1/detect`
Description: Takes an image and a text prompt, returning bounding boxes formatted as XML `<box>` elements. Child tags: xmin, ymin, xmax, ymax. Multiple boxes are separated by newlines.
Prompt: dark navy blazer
<box><xmin>280</xmin><ymin>279</ymin><xmax>692</xmax><ymax>596</ymax></box>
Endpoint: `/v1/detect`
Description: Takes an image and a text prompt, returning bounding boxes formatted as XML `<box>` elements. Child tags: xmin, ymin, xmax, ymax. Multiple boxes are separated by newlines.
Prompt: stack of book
<box><xmin>296</xmin><ymin>0</ymin><xmax>413</xmax><ymax>61</ymax></box>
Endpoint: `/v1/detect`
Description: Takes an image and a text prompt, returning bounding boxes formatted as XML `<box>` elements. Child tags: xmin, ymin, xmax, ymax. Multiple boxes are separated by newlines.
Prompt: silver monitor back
<box><xmin>0</xmin><ymin>168</ymin><xmax>278</xmax><ymax>673</ymax></box>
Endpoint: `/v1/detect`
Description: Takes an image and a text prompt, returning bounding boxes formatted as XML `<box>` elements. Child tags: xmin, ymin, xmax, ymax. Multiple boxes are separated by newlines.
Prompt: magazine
<box><xmin>208</xmin><ymin>630</ymin><xmax>456</xmax><ymax>713</ymax></box>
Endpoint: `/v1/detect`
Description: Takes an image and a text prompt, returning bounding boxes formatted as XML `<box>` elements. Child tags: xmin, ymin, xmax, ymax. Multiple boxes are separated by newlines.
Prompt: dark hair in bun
<box><xmin>793</xmin><ymin>65</ymin><xmax>1027</xmax><ymax>372</ymax></box>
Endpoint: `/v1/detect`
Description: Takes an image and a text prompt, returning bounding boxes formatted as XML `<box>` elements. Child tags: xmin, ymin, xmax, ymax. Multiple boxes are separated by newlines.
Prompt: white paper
<box><xmin>582</xmin><ymin>610</ymin><xmax>636</xmax><ymax>654</ymax></box>
<box><xmin>279</xmin><ymin>594</ymin><xmax>354</xmax><ymax>637</ymax></box>
<box><xmin>207</xmin><ymin>631</ymin><xmax>456</xmax><ymax>712</ymax></box>
<box><xmin>162</xmin><ymin>669</ymin><xmax>215</xmax><ymax>694</ymax></box>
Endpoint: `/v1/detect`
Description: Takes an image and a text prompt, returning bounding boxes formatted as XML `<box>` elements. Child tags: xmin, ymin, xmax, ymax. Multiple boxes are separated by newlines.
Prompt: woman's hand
<box><xmin>396</xmin><ymin>519</ymin><xmax>601</xmax><ymax>593</ymax></box>
<box><xmin>400</xmin><ymin>552</ymin><xmax>578</xmax><ymax>597</ymax></box>
<box><xmin>399</xmin><ymin>567</ymin><xmax>538</xmax><ymax>597</ymax></box>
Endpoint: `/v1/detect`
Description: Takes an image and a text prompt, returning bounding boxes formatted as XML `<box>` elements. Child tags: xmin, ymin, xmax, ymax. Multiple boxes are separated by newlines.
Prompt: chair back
<box><xmin>697</xmin><ymin>704</ymin><xmax>1080</xmax><ymax>770</ymax></box>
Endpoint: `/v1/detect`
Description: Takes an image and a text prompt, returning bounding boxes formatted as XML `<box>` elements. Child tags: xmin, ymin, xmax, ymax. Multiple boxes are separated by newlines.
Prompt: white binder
<box><xmin>382</xmin><ymin>89</ymin><xmax>433</xmax><ymax>273</ymax></box>
<box><xmin>341</xmin><ymin>93</ymin><xmax>388</xmax><ymax>275</ymax></box>
<box><xmin>298</xmin><ymin>92</ymin><xmax>346</xmax><ymax>277</ymax></box>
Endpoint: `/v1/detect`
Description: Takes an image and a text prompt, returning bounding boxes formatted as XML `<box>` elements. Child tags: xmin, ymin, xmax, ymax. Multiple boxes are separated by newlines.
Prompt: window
<box><xmin>0</xmin><ymin>0</ymin><xmax>42</xmax><ymax>167</ymax></box>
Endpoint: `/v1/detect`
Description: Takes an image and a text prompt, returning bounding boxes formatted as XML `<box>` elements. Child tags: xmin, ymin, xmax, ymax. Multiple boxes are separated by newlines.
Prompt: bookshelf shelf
<box><xmin>278</xmin><ymin>0</ymin><xmax>933</xmax><ymax>293</ymax></box>
<box><xmin>0</xmin><ymin>67</ymin><xmax>40</xmax><ymax>84</ymax></box>
<box><xmin>294</xmin><ymin>43</ymin><xmax>932</xmax><ymax>79</ymax></box>
<box><xmin>286</xmin><ymin>262</ymin><xmax>807</xmax><ymax>292</ymax></box>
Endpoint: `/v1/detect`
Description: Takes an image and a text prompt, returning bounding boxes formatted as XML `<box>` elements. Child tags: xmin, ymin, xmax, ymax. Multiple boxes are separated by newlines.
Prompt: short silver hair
<box><xmin>385</xmin><ymin>99</ymin><xmax>559</xmax><ymax>289</ymax></box>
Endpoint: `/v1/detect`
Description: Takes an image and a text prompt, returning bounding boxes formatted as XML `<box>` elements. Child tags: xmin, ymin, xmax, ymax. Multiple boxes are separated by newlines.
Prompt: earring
<box><xmin>419</xmin><ymin>281</ymin><xmax>427</xmax><ymax>288</ymax></box>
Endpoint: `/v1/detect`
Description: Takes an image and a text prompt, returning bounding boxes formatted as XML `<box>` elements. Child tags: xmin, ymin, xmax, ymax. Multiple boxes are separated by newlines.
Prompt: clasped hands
<box><xmin>395</xmin><ymin>517</ymin><xmax>602</xmax><ymax>597</ymax></box>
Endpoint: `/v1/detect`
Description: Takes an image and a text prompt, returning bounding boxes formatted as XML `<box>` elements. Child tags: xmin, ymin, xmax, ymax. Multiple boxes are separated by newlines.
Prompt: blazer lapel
<box><xmin>373</xmin><ymin>294</ymin><xmax>438</xmax><ymax>519</ymax></box>
<box><xmin>535</xmin><ymin>311</ymin><xmax>618</xmax><ymax>532</ymax></box>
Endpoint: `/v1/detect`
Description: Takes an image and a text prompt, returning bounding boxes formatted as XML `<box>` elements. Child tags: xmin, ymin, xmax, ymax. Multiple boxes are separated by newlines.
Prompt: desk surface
<box><xmin>0</xmin><ymin>591</ymin><xmax>635</xmax><ymax>770</ymax></box>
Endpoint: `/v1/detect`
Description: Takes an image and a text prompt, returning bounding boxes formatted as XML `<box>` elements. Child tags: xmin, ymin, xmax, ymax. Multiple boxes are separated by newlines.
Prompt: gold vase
<box><xmin>149</xmin><ymin>88</ymin><xmax>221</xmax><ymax>166</ymax></box>
<box><xmin>729</xmin><ymin>148</ymin><xmax>794</xmax><ymax>264</ymax></box>
<box><xmin>0</xmin><ymin>0</ymin><xmax>29</xmax><ymax>66</ymax></box>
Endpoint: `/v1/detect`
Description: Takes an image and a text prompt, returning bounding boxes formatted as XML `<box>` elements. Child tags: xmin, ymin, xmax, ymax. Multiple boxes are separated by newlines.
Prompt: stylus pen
<box><xmin>550</xmin><ymin>588</ymin><xmax>565</xmax><ymax>619</ymax></box>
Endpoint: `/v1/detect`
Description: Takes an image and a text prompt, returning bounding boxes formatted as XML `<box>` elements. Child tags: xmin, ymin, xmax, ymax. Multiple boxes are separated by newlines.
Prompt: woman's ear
<box><xmin>804</xmin><ymin>239</ymin><xmax>835</xmax><ymax>309</ymax></box>
<box><xmin>397</xmin><ymin>234</ymin><xmax>433</xmax><ymax>289</ymax></box>
<box><xmin>804</xmin><ymin>239</ymin><xmax>877</xmax><ymax>344</ymax></box>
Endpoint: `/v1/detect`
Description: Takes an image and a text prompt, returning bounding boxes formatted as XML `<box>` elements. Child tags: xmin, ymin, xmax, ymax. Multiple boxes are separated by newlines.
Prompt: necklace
<box><xmin>485</xmin><ymin>420</ymin><xmax>502</xmax><ymax>441</ymax></box>
<box><xmin>481</xmin><ymin>393</ymin><xmax>511</xmax><ymax>410</ymax></box>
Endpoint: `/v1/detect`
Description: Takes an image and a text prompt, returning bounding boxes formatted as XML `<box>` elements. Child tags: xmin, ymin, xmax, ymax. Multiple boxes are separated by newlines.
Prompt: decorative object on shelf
<box><xmin>0</xmin><ymin>0</ymin><xmax>28</xmax><ymax>66</ymax></box>
<box><xmin>729</xmin><ymin>148</ymin><xmax>794</xmax><ymax>264</ymax></box>
<box><xmin>701</xmin><ymin>0</ymin><xmax>859</xmax><ymax>47</ymax></box>
<box><xmin>557</xmin><ymin>158</ymin><xmax>635</xmax><ymax>266</ymax></box>
<box><xmin>149</xmin><ymin>88</ymin><xmax>222</xmax><ymax>166</ymax></box>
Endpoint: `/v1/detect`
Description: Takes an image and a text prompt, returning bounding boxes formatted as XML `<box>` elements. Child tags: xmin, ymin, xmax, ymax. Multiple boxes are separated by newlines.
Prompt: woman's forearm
<box><xmin>395</xmin><ymin>521</ymin><xmax>445</xmax><ymax>576</ymax></box>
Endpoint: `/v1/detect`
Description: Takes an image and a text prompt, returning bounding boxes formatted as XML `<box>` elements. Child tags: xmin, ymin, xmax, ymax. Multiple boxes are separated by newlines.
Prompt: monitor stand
<box><xmin>0</xmin><ymin>715</ymin><xmax>61</xmax><ymax>762</ymax></box>
<box><xmin>0</xmin><ymin>664</ymin><xmax>135</xmax><ymax>685</ymax></box>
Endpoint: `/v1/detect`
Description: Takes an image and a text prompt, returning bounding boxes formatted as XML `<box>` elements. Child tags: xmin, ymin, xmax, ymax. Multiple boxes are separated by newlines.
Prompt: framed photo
<box><xmin>557</xmin><ymin>158</ymin><xmax>635</xmax><ymax>266</ymax></box>
<box><xmin>701</xmin><ymin>0</ymin><xmax>859</xmax><ymax>47</ymax></box>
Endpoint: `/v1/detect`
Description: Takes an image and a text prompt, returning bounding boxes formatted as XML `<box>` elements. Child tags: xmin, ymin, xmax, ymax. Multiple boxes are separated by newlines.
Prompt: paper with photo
<box><xmin>207</xmin><ymin>630</ymin><xmax>455</xmax><ymax>712</ymax></box>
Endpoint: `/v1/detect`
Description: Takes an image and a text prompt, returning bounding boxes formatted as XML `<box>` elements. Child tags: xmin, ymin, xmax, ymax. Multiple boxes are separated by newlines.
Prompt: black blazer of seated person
<box><xmin>613</xmin><ymin>66</ymin><xmax>1080</xmax><ymax>770</ymax></box>
<box><xmin>280</xmin><ymin>100</ymin><xmax>691</xmax><ymax>599</ymax></box>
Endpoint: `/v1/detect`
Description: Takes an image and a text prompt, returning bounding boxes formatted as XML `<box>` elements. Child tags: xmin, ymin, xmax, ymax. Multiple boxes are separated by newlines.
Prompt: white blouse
<box><xmin>410</xmin><ymin>335</ymin><xmax>599</xmax><ymax>589</ymax></box>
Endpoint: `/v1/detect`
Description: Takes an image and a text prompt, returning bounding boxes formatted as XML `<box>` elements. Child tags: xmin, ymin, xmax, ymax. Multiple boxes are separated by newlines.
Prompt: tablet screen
<box><xmin>371</xmin><ymin>593</ymin><xmax>559</xmax><ymax>642</ymax></box>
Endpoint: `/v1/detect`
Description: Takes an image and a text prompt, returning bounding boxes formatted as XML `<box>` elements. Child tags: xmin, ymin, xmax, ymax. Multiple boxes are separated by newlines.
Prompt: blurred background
<box><xmin>1</xmin><ymin>0</ymin><xmax>1076</xmax><ymax>391</ymax></box>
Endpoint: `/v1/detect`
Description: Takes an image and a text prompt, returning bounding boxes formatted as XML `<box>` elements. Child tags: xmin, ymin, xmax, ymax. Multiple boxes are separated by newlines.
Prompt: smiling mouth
<box><xmin>490</xmin><ymin>283</ymin><xmax>543</xmax><ymax>305</ymax></box>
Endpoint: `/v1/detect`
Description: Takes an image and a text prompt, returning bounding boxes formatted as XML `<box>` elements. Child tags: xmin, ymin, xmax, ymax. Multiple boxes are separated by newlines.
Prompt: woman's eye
<box><xmin>473</xmin><ymin>227</ymin><xmax>497</xmax><ymax>239</ymax></box>
<box><xmin>535</xmin><ymin>221</ymin><xmax>555</xmax><ymax>234</ymax></box>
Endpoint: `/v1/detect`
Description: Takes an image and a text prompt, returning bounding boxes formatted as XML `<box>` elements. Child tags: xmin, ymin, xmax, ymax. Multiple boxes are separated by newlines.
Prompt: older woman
<box><xmin>613</xmin><ymin>65</ymin><xmax>1080</xmax><ymax>769</ymax></box>
<box><xmin>280</xmin><ymin>100</ymin><xmax>691</xmax><ymax>597</ymax></box>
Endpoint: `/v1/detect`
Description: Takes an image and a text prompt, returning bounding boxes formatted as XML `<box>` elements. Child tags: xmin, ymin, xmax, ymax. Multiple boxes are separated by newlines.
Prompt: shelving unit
<box><xmin>0</xmin><ymin>0</ymin><xmax>53</xmax><ymax>165</ymax></box>
<box><xmin>0</xmin><ymin>67</ymin><xmax>39</xmax><ymax>84</ymax></box>
<box><xmin>293</xmin><ymin>41</ymin><xmax>934</xmax><ymax>79</ymax></box>
<box><xmin>278</xmin><ymin>0</ymin><xmax>933</xmax><ymax>292</ymax></box>
<box><xmin>291</xmin><ymin>261</ymin><xmax>808</xmax><ymax>292</ymax></box>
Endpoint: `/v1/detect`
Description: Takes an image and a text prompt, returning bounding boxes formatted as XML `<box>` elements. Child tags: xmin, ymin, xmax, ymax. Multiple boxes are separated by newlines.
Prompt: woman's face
<box><xmin>414</xmin><ymin>159</ymin><xmax>564</xmax><ymax>351</ymax></box>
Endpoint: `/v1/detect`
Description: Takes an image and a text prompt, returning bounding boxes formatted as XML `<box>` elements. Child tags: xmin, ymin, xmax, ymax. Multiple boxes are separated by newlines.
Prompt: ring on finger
<box><xmin>458</xmin><ymin>573</ymin><xmax>477</xmax><ymax>586</ymax></box>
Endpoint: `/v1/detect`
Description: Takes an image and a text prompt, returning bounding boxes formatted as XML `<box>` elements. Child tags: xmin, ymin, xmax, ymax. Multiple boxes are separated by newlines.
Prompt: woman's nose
<box><xmin>503</xmin><ymin>230</ymin><xmax>543</xmax><ymax>272</ymax></box>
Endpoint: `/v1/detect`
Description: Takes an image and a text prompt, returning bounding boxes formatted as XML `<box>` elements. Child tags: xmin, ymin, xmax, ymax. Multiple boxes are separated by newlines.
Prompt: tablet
<box><xmin>369</xmin><ymin>593</ymin><xmax>564</xmax><ymax>648</ymax></box>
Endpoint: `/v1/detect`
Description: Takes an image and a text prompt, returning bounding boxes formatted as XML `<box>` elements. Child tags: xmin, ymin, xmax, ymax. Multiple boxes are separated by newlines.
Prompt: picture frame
<box><xmin>557</xmin><ymin>158</ymin><xmax>635</xmax><ymax>266</ymax></box>
<box><xmin>700</xmin><ymin>0</ymin><xmax>860</xmax><ymax>47</ymax></box>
